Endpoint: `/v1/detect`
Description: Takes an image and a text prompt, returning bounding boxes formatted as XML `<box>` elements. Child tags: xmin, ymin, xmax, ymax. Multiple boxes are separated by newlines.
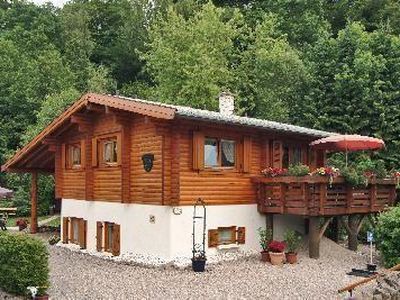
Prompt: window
<box><xmin>66</xmin><ymin>143</ymin><xmax>81</xmax><ymax>168</ymax></box>
<box><xmin>62</xmin><ymin>217</ymin><xmax>87</xmax><ymax>249</ymax></box>
<box><xmin>105</xmin><ymin>222</ymin><xmax>114</xmax><ymax>253</ymax></box>
<box><xmin>103</xmin><ymin>139</ymin><xmax>118</xmax><ymax>164</ymax></box>
<box><xmin>204</xmin><ymin>137</ymin><xmax>236</xmax><ymax>168</ymax></box>
<box><xmin>292</xmin><ymin>148</ymin><xmax>302</xmax><ymax>165</ymax></box>
<box><xmin>205</xmin><ymin>138</ymin><xmax>218</xmax><ymax>167</ymax></box>
<box><xmin>72</xmin><ymin>218</ymin><xmax>79</xmax><ymax>243</ymax></box>
<box><xmin>96</xmin><ymin>221</ymin><xmax>120</xmax><ymax>256</ymax></box>
<box><xmin>208</xmin><ymin>226</ymin><xmax>245</xmax><ymax>247</ymax></box>
<box><xmin>282</xmin><ymin>145</ymin><xmax>304</xmax><ymax>168</ymax></box>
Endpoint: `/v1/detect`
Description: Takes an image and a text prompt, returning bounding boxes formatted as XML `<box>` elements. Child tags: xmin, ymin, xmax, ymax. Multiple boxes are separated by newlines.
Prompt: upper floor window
<box><xmin>282</xmin><ymin>145</ymin><xmax>304</xmax><ymax>168</ymax></box>
<box><xmin>204</xmin><ymin>137</ymin><xmax>236</xmax><ymax>168</ymax></box>
<box><xmin>67</xmin><ymin>143</ymin><xmax>81</xmax><ymax>168</ymax></box>
<box><xmin>102</xmin><ymin>139</ymin><xmax>118</xmax><ymax>165</ymax></box>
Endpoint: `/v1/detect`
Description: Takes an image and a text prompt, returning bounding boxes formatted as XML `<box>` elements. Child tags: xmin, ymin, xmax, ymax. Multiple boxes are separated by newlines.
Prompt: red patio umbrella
<box><xmin>310</xmin><ymin>134</ymin><xmax>385</xmax><ymax>166</ymax></box>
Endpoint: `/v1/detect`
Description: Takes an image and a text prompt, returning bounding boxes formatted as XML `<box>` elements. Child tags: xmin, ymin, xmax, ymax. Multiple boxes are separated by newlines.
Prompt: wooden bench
<box><xmin>0</xmin><ymin>207</ymin><xmax>17</xmax><ymax>218</ymax></box>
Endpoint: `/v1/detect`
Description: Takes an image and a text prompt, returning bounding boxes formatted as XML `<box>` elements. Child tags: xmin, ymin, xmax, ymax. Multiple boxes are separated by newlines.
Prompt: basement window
<box><xmin>208</xmin><ymin>226</ymin><xmax>246</xmax><ymax>247</ymax></box>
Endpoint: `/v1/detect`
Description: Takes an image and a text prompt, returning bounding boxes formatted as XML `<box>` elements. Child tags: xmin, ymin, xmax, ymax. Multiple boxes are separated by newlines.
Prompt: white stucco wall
<box><xmin>62</xmin><ymin>199</ymin><xmax>305</xmax><ymax>260</ymax></box>
<box><xmin>273</xmin><ymin>215</ymin><xmax>306</xmax><ymax>240</ymax></box>
<box><xmin>62</xmin><ymin>200</ymin><xmax>268</xmax><ymax>259</ymax></box>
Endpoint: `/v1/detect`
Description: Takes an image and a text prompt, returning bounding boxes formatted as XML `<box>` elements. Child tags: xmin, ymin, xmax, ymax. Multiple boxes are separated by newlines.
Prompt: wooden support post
<box><xmin>348</xmin><ymin>215</ymin><xmax>359</xmax><ymax>251</ymax></box>
<box><xmin>30</xmin><ymin>172</ymin><xmax>38</xmax><ymax>234</ymax></box>
<box><xmin>309</xmin><ymin>216</ymin><xmax>320</xmax><ymax>259</ymax></box>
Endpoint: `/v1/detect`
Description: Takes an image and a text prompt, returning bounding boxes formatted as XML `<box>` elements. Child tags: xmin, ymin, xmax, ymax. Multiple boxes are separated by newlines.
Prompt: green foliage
<box><xmin>288</xmin><ymin>164</ymin><xmax>310</xmax><ymax>177</ymax></box>
<box><xmin>375</xmin><ymin>206</ymin><xmax>400</xmax><ymax>267</ymax></box>
<box><xmin>341</xmin><ymin>167</ymin><xmax>368</xmax><ymax>187</ymax></box>
<box><xmin>283</xmin><ymin>229</ymin><xmax>302</xmax><ymax>253</ymax></box>
<box><xmin>0</xmin><ymin>233</ymin><xmax>49</xmax><ymax>295</ymax></box>
<box><xmin>236</xmin><ymin>14</ymin><xmax>309</xmax><ymax>121</ymax></box>
<box><xmin>6</xmin><ymin>174</ymin><xmax>54</xmax><ymax>217</ymax></box>
<box><xmin>144</xmin><ymin>2</ymin><xmax>239</xmax><ymax>109</ymax></box>
<box><xmin>2</xmin><ymin>0</ymin><xmax>400</xmax><ymax>216</ymax></box>
<box><xmin>257</xmin><ymin>227</ymin><xmax>272</xmax><ymax>251</ymax></box>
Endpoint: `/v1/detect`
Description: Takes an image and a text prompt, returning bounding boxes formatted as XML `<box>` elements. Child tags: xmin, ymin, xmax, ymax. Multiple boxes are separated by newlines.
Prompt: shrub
<box><xmin>375</xmin><ymin>206</ymin><xmax>400</xmax><ymax>268</ymax></box>
<box><xmin>288</xmin><ymin>164</ymin><xmax>310</xmax><ymax>177</ymax></box>
<box><xmin>284</xmin><ymin>229</ymin><xmax>302</xmax><ymax>253</ymax></box>
<box><xmin>257</xmin><ymin>227</ymin><xmax>272</xmax><ymax>251</ymax></box>
<box><xmin>0</xmin><ymin>233</ymin><xmax>49</xmax><ymax>295</ymax></box>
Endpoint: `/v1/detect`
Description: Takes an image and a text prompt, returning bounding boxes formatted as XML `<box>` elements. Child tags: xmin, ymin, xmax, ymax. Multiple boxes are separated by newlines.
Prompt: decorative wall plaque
<box><xmin>142</xmin><ymin>153</ymin><xmax>154</xmax><ymax>172</ymax></box>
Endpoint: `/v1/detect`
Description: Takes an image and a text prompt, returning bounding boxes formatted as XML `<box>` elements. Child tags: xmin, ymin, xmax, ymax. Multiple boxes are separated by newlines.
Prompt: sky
<box><xmin>32</xmin><ymin>0</ymin><xmax>67</xmax><ymax>7</ymax></box>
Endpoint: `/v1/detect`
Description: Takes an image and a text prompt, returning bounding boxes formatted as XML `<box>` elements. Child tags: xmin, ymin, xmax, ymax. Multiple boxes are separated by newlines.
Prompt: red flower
<box><xmin>268</xmin><ymin>240</ymin><xmax>286</xmax><ymax>253</ymax></box>
<box><xmin>261</xmin><ymin>167</ymin><xmax>288</xmax><ymax>177</ymax></box>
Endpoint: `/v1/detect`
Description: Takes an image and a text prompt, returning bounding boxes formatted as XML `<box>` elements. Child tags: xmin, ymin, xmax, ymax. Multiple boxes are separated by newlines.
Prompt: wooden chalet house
<box><xmin>1</xmin><ymin>93</ymin><xmax>396</xmax><ymax>259</ymax></box>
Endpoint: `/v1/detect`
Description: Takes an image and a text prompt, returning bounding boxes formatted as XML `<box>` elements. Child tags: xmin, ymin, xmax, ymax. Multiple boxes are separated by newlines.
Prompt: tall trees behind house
<box><xmin>1</xmin><ymin>0</ymin><xmax>400</xmax><ymax>212</ymax></box>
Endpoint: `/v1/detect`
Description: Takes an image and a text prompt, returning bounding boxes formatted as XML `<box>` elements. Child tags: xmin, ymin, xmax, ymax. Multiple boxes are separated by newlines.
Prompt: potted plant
<box><xmin>284</xmin><ymin>229</ymin><xmax>302</xmax><ymax>264</ymax></box>
<box><xmin>16</xmin><ymin>218</ymin><xmax>28</xmax><ymax>231</ymax></box>
<box><xmin>257</xmin><ymin>227</ymin><xmax>272</xmax><ymax>262</ymax></box>
<box><xmin>27</xmin><ymin>286</ymin><xmax>49</xmax><ymax>300</ymax></box>
<box><xmin>287</xmin><ymin>164</ymin><xmax>310</xmax><ymax>177</ymax></box>
<box><xmin>191</xmin><ymin>250</ymin><xmax>206</xmax><ymax>272</ymax></box>
<box><xmin>268</xmin><ymin>240</ymin><xmax>286</xmax><ymax>265</ymax></box>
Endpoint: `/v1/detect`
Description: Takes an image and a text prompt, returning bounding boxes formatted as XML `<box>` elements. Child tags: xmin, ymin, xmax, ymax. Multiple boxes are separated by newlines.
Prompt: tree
<box><xmin>300</xmin><ymin>23</ymin><xmax>400</xmax><ymax>168</ymax></box>
<box><xmin>144</xmin><ymin>2</ymin><xmax>239</xmax><ymax>109</ymax></box>
<box><xmin>236</xmin><ymin>14</ymin><xmax>309</xmax><ymax>121</ymax></box>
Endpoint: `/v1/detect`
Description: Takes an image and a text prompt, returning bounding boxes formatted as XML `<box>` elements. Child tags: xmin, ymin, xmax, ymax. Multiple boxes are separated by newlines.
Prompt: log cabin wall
<box><xmin>173</xmin><ymin>120</ymin><xmax>316</xmax><ymax>206</ymax></box>
<box><xmin>130</xmin><ymin>116</ymin><xmax>166</xmax><ymax>205</ymax></box>
<box><xmin>92</xmin><ymin>114</ymin><xmax>122</xmax><ymax>202</ymax></box>
<box><xmin>55</xmin><ymin>109</ymin><xmax>317</xmax><ymax>206</ymax></box>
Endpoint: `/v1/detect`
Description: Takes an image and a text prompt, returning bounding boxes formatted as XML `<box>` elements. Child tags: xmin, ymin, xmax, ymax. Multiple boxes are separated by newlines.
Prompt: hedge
<box><xmin>375</xmin><ymin>206</ymin><xmax>400</xmax><ymax>268</ymax></box>
<box><xmin>0</xmin><ymin>233</ymin><xmax>49</xmax><ymax>295</ymax></box>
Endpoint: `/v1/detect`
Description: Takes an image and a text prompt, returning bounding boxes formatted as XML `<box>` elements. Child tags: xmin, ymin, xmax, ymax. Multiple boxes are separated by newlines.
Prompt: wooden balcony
<box><xmin>251</xmin><ymin>176</ymin><xmax>397</xmax><ymax>216</ymax></box>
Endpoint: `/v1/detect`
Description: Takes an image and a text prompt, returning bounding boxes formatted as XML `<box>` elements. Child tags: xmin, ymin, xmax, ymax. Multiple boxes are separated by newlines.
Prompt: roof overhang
<box><xmin>1</xmin><ymin>93</ymin><xmax>176</xmax><ymax>173</ymax></box>
<box><xmin>2</xmin><ymin>92</ymin><xmax>335</xmax><ymax>173</ymax></box>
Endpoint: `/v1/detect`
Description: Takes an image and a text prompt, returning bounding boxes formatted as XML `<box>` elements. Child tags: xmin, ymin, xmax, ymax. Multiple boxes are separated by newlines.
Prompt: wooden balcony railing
<box><xmin>251</xmin><ymin>176</ymin><xmax>397</xmax><ymax>216</ymax></box>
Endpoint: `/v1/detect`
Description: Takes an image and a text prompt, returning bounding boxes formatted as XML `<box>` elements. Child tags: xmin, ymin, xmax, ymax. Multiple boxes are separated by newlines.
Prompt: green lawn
<box><xmin>46</xmin><ymin>216</ymin><xmax>61</xmax><ymax>227</ymax></box>
<box><xmin>5</xmin><ymin>215</ymin><xmax>55</xmax><ymax>227</ymax></box>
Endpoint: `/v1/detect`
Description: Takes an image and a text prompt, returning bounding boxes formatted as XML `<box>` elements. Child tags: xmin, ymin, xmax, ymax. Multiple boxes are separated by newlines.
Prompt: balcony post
<box><xmin>370</xmin><ymin>183</ymin><xmax>377</xmax><ymax>211</ymax></box>
<box><xmin>309</xmin><ymin>216</ymin><xmax>320</xmax><ymax>259</ymax></box>
<box><xmin>30</xmin><ymin>172</ymin><xmax>38</xmax><ymax>234</ymax></box>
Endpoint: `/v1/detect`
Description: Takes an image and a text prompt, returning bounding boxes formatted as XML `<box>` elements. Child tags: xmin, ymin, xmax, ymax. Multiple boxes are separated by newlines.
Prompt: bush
<box><xmin>375</xmin><ymin>206</ymin><xmax>400</xmax><ymax>268</ymax></box>
<box><xmin>288</xmin><ymin>164</ymin><xmax>310</xmax><ymax>177</ymax></box>
<box><xmin>0</xmin><ymin>233</ymin><xmax>49</xmax><ymax>295</ymax></box>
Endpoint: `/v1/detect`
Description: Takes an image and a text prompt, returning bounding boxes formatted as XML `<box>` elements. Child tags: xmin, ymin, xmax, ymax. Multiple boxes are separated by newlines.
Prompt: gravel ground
<box><xmin>0</xmin><ymin>236</ymin><xmax>376</xmax><ymax>300</ymax></box>
<box><xmin>45</xmin><ymin>237</ymin><xmax>370</xmax><ymax>300</ymax></box>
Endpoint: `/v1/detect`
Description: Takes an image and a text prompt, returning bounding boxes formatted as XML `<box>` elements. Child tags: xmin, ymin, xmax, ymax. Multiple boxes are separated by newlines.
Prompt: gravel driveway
<box><xmin>46</xmin><ymin>238</ymin><xmax>370</xmax><ymax>300</ymax></box>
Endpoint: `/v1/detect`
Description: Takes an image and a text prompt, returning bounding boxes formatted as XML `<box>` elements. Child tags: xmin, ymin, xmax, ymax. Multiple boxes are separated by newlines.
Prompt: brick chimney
<box><xmin>219</xmin><ymin>92</ymin><xmax>234</xmax><ymax>116</ymax></box>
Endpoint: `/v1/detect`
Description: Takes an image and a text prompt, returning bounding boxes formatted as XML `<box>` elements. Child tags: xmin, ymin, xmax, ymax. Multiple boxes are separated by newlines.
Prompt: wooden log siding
<box><xmin>130</xmin><ymin>117</ymin><xmax>164</xmax><ymax>204</ymax></box>
<box><xmin>53</xmin><ymin>109</ymin><xmax>316</xmax><ymax>205</ymax></box>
